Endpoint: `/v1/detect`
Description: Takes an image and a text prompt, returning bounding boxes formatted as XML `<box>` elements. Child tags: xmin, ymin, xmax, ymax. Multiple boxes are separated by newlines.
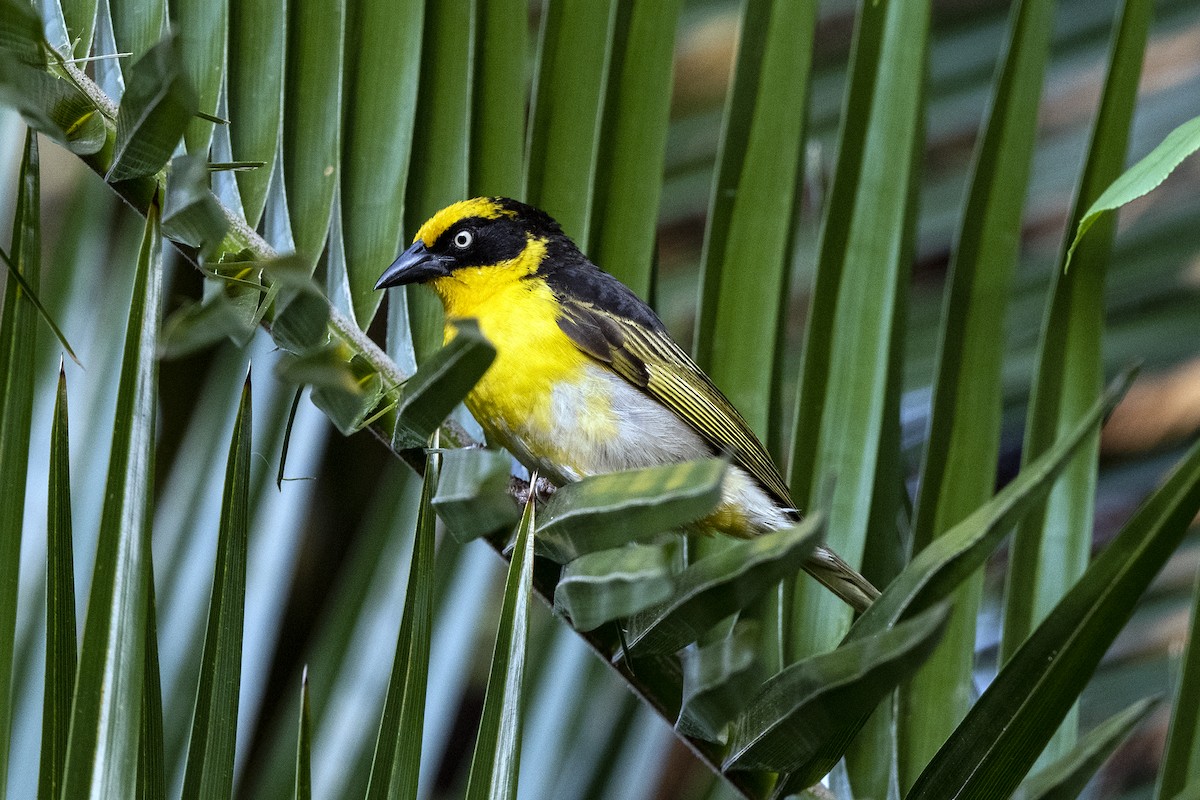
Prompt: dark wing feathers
<box><xmin>555</xmin><ymin>294</ymin><xmax>795</xmax><ymax>510</ymax></box>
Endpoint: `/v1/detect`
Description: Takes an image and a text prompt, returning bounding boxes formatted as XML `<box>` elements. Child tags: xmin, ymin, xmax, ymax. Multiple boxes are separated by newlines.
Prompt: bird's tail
<box><xmin>804</xmin><ymin>544</ymin><xmax>880</xmax><ymax>613</ymax></box>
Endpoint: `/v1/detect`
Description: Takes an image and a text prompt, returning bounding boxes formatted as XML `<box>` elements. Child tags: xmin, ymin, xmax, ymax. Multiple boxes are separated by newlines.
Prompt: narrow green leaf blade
<box><xmin>1004</xmin><ymin>0</ymin><xmax>1152</xmax><ymax>659</ymax></box>
<box><xmin>0</xmin><ymin>129</ymin><xmax>41</xmax><ymax>794</ymax></box>
<box><xmin>170</xmin><ymin>0</ymin><xmax>227</xmax><ymax>153</ymax></box>
<box><xmin>363</xmin><ymin>451</ymin><xmax>438</xmax><ymax>800</ymax></box>
<box><xmin>789</xmin><ymin>0</ymin><xmax>928</xmax><ymax>657</ymax></box>
<box><xmin>468</xmin><ymin>0</ymin><xmax>526</xmax><ymax>199</ymax></box>
<box><xmin>587</xmin><ymin>0</ymin><xmax>682</xmax><ymax>299</ymax></box>
<box><xmin>0</xmin><ymin>246</ymin><xmax>81</xmax><ymax>366</ymax></box>
<box><xmin>60</xmin><ymin>197</ymin><xmax>164</xmax><ymax>800</ymax></box>
<box><xmin>282</xmin><ymin>0</ymin><xmax>345</xmax><ymax>268</ymax></box>
<box><xmin>1013</xmin><ymin>697</ymin><xmax>1158</xmax><ymax>800</ymax></box>
<box><xmin>553</xmin><ymin>542</ymin><xmax>678</xmax><ymax>631</ymax></box>
<box><xmin>341</xmin><ymin>0</ymin><xmax>422</xmax><ymax>326</ymax></box>
<box><xmin>625</xmin><ymin>514</ymin><xmax>823</xmax><ymax>655</ymax></box>
<box><xmin>780</xmin><ymin>372</ymin><xmax>1130</xmax><ymax>784</ymax></box>
<box><xmin>464</xmin><ymin>492</ymin><xmax>537</xmax><ymax>800</ymax></box>
<box><xmin>1066</xmin><ymin>114</ymin><xmax>1200</xmax><ymax>271</ymax></box>
<box><xmin>402</xmin><ymin>0</ymin><xmax>474</xmax><ymax>361</ymax></box>
<box><xmin>107</xmin><ymin>35</ymin><xmax>200</xmax><ymax>182</ymax></box>
<box><xmin>392</xmin><ymin>318</ymin><xmax>496</xmax><ymax>449</ymax></box>
<box><xmin>537</xmin><ymin>458</ymin><xmax>726</xmax><ymax>563</ymax></box>
<box><xmin>901</xmin><ymin>0</ymin><xmax>1060</xmax><ymax>779</ymax></box>
<box><xmin>1159</xmin><ymin>562</ymin><xmax>1200</xmax><ymax>798</ymax></box>
<box><xmin>726</xmin><ymin>603</ymin><xmax>949</xmax><ymax>775</ymax></box>
<box><xmin>228</xmin><ymin>0</ymin><xmax>286</xmax><ymax>227</ymax></box>
<box><xmin>908</xmin><ymin>434</ymin><xmax>1200</xmax><ymax>799</ymax></box>
<box><xmin>138</xmin><ymin>574</ymin><xmax>165</xmax><ymax>800</ymax></box>
<box><xmin>109</xmin><ymin>0</ymin><xmax>166</xmax><ymax>75</ymax></box>
<box><xmin>431</xmin><ymin>448</ymin><xmax>520</xmax><ymax>543</ymax></box>
<box><xmin>524</xmin><ymin>0</ymin><xmax>617</xmax><ymax>245</ymax></box>
<box><xmin>693</xmin><ymin>0</ymin><xmax>814</xmax><ymax>436</ymax></box>
<box><xmin>38</xmin><ymin>366</ymin><xmax>76</xmax><ymax>800</ymax></box>
<box><xmin>180</xmin><ymin>373</ymin><xmax>253</xmax><ymax>800</ymax></box>
<box><xmin>1002</xmin><ymin>0</ymin><xmax>1153</xmax><ymax>763</ymax></box>
<box><xmin>294</xmin><ymin>671</ymin><xmax>311</xmax><ymax>800</ymax></box>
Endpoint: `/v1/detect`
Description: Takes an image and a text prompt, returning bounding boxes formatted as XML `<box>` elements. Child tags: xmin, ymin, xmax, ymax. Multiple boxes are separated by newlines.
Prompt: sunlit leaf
<box><xmin>1066</xmin><ymin>114</ymin><xmax>1200</xmax><ymax>271</ymax></box>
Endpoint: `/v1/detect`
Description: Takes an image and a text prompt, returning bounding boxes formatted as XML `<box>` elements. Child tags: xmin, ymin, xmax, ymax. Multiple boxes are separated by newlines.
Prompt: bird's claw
<box><xmin>510</xmin><ymin>475</ymin><xmax>557</xmax><ymax>506</ymax></box>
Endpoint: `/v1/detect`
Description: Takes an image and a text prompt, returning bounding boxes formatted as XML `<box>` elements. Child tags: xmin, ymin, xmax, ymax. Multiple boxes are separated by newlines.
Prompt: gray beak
<box><xmin>374</xmin><ymin>241</ymin><xmax>450</xmax><ymax>289</ymax></box>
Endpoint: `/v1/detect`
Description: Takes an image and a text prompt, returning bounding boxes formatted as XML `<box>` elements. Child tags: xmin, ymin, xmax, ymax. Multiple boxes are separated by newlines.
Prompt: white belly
<box><xmin>483</xmin><ymin>364</ymin><xmax>792</xmax><ymax>533</ymax></box>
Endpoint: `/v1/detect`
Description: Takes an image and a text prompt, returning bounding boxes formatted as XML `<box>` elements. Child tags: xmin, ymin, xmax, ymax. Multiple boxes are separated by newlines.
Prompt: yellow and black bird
<box><xmin>375</xmin><ymin>197</ymin><xmax>879</xmax><ymax>611</ymax></box>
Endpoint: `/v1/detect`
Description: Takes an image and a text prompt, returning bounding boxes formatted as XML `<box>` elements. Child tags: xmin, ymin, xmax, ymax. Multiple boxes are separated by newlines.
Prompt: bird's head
<box><xmin>374</xmin><ymin>197</ymin><xmax>575</xmax><ymax>302</ymax></box>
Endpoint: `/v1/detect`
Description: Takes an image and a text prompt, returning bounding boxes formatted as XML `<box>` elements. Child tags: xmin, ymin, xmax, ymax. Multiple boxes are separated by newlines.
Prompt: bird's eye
<box><xmin>452</xmin><ymin>230</ymin><xmax>473</xmax><ymax>249</ymax></box>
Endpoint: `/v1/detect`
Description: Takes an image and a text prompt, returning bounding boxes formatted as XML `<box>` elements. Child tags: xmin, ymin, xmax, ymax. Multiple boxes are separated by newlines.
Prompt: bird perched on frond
<box><xmin>375</xmin><ymin>197</ymin><xmax>879</xmax><ymax>612</ymax></box>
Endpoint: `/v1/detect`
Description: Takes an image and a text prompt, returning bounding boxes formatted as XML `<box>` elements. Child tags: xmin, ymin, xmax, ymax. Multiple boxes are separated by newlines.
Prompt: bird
<box><xmin>375</xmin><ymin>197</ymin><xmax>879</xmax><ymax>612</ymax></box>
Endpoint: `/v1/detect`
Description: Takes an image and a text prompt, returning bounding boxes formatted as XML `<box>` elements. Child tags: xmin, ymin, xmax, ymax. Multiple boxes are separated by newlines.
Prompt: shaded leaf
<box><xmin>537</xmin><ymin>458</ymin><xmax>727</xmax><ymax>563</ymax></box>
<box><xmin>625</xmin><ymin>514</ymin><xmax>823</xmax><ymax>655</ymax></box>
<box><xmin>392</xmin><ymin>318</ymin><xmax>495</xmax><ymax>450</ymax></box>
<box><xmin>726</xmin><ymin>603</ymin><xmax>949</xmax><ymax>775</ymax></box>
<box><xmin>1013</xmin><ymin>697</ymin><xmax>1158</xmax><ymax>800</ymax></box>
<box><xmin>781</xmin><ymin>371</ymin><xmax>1130</xmax><ymax>784</ymax></box>
<box><xmin>464</xmin><ymin>492</ymin><xmax>537</xmax><ymax>800</ymax></box>
<box><xmin>162</xmin><ymin>155</ymin><xmax>231</xmax><ymax>257</ymax></box>
<box><xmin>432</xmin><ymin>448</ymin><xmax>520</xmax><ymax>543</ymax></box>
<box><xmin>294</xmin><ymin>670</ymin><xmax>311</xmax><ymax>800</ymax></box>
<box><xmin>340</xmin><ymin>0</ymin><xmax>422</xmax><ymax>326</ymax></box>
<box><xmin>587</xmin><ymin>0</ymin><xmax>682</xmax><ymax>298</ymax></box>
<box><xmin>37</xmin><ymin>367</ymin><xmax>76</xmax><ymax>800</ymax></box>
<box><xmin>138</xmin><ymin>575</ymin><xmax>165</xmax><ymax>800</ymax></box>
<box><xmin>363</xmin><ymin>450</ymin><xmax>438</xmax><ymax>799</ymax></box>
<box><xmin>60</xmin><ymin>197</ymin><xmax>163</xmax><ymax>799</ymax></box>
<box><xmin>693</xmin><ymin>0</ymin><xmax>814</xmax><ymax>437</ymax></box>
<box><xmin>180</xmin><ymin>374</ymin><xmax>253</xmax><ymax>800</ymax></box>
<box><xmin>0</xmin><ymin>246</ymin><xmax>81</xmax><ymax>365</ymax></box>
<box><xmin>554</xmin><ymin>542</ymin><xmax>678</xmax><ymax>631</ymax></box>
<box><xmin>1158</xmin><ymin>562</ymin><xmax>1200</xmax><ymax>798</ymax></box>
<box><xmin>908</xmin><ymin>433</ymin><xmax>1200</xmax><ymax>799</ymax></box>
<box><xmin>525</xmin><ymin>0</ymin><xmax>617</xmax><ymax>245</ymax></box>
<box><xmin>108</xmin><ymin>34</ymin><xmax>199</xmax><ymax>182</ymax></box>
<box><xmin>0</xmin><ymin>130</ymin><xmax>41</xmax><ymax>792</ymax></box>
<box><xmin>227</xmin><ymin>0</ymin><xmax>286</xmax><ymax>227</ymax></box>
<box><xmin>901</xmin><ymin>0</ymin><xmax>1058</xmax><ymax>778</ymax></box>
<box><xmin>676</xmin><ymin>620</ymin><xmax>765</xmax><ymax>743</ymax></box>
<box><xmin>171</xmin><ymin>0</ymin><xmax>227</xmax><ymax>153</ymax></box>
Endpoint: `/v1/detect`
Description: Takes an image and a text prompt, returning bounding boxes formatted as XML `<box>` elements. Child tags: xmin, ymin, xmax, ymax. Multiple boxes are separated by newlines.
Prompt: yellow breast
<box><xmin>427</xmin><ymin>242</ymin><xmax>616</xmax><ymax>475</ymax></box>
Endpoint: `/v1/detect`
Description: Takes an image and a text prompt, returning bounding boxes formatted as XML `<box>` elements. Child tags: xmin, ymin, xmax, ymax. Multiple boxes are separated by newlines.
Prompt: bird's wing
<box><xmin>556</xmin><ymin>297</ymin><xmax>795</xmax><ymax>509</ymax></box>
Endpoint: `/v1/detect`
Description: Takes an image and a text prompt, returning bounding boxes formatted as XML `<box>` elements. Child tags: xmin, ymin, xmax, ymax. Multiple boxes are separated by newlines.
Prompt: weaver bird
<box><xmin>375</xmin><ymin>197</ymin><xmax>879</xmax><ymax>611</ymax></box>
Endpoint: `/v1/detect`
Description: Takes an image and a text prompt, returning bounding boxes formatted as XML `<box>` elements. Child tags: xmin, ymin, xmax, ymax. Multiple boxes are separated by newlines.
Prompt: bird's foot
<box><xmin>510</xmin><ymin>474</ymin><xmax>557</xmax><ymax>506</ymax></box>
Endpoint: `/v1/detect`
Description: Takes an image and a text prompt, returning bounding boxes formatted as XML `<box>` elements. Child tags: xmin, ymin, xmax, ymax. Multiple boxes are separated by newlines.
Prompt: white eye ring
<box><xmin>452</xmin><ymin>230</ymin><xmax>473</xmax><ymax>249</ymax></box>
